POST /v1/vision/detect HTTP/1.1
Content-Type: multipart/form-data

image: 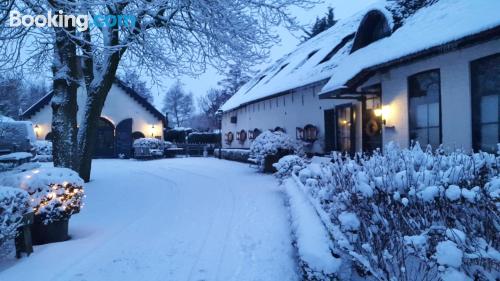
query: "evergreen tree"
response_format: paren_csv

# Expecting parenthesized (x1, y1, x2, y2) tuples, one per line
(387, 0, 440, 30)
(305, 7, 337, 40)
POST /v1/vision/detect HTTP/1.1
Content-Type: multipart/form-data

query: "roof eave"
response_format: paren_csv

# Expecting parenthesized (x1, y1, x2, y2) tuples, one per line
(343, 25, 500, 91)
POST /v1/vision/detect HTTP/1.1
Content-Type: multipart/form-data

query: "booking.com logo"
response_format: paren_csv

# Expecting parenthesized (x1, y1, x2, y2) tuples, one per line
(9, 10, 136, 31)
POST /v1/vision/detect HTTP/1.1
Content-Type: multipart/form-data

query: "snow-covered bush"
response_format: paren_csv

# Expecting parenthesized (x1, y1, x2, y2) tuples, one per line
(133, 138, 164, 149)
(0, 121, 36, 153)
(292, 142, 499, 280)
(0, 168, 84, 225)
(214, 148, 251, 163)
(32, 140, 52, 162)
(0, 186, 29, 249)
(250, 131, 303, 171)
(187, 132, 220, 144)
(273, 155, 306, 180)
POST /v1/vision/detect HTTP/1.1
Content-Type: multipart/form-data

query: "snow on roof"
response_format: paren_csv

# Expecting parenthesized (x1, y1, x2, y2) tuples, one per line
(322, 0, 500, 94)
(222, 0, 500, 111)
(0, 115, 14, 122)
(221, 2, 390, 112)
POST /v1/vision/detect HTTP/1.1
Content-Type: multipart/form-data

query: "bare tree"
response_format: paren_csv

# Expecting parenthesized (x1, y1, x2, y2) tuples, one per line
(162, 81, 193, 128)
(0, 74, 23, 118)
(0, 0, 316, 181)
(198, 65, 251, 129)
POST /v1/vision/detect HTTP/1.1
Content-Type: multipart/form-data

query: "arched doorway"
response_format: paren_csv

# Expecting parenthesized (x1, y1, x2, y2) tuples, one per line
(116, 119, 133, 158)
(94, 117, 115, 158)
(132, 131, 145, 140)
(45, 132, 53, 141)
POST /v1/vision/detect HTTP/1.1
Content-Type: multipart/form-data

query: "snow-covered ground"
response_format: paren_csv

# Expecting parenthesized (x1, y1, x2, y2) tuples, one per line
(0, 158, 298, 281)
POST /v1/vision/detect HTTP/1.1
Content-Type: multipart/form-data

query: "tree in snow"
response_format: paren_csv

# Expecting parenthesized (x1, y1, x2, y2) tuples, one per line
(198, 65, 251, 129)
(387, 0, 440, 30)
(304, 7, 337, 40)
(0, 76, 47, 119)
(0, 0, 315, 181)
(119, 70, 153, 103)
(0, 74, 23, 118)
(162, 81, 194, 128)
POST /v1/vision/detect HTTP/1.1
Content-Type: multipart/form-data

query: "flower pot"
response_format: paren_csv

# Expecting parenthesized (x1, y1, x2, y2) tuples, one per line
(31, 219, 70, 245)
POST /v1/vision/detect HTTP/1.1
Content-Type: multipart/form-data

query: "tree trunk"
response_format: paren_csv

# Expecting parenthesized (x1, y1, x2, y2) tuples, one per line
(77, 55, 122, 182)
(51, 28, 79, 170)
(77, 87, 108, 182)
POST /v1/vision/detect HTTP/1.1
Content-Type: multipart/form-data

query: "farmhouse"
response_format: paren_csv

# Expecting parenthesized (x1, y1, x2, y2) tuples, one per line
(220, 0, 500, 155)
(22, 79, 166, 158)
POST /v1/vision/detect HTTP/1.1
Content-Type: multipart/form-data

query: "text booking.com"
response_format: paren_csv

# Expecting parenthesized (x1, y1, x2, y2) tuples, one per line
(9, 10, 136, 31)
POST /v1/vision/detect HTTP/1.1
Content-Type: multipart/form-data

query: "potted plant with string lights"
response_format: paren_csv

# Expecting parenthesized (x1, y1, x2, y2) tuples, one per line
(1, 167, 84, 244)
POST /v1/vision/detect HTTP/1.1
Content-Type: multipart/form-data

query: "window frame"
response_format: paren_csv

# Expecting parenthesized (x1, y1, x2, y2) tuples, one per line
(407, 69, 443, 147)
(470, 53, 500, 152)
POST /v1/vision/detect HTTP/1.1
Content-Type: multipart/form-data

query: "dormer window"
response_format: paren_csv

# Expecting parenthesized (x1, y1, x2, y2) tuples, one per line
(266, 63, 290, 83)
(293, 50, 319, 71)
(351, 10, 391, 53)
(318, 33, 355, 64)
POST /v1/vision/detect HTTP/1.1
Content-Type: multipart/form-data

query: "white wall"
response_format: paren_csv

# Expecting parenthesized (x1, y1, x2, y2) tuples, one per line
(221, 82, 360, 154)
(223, 38, 500, 154)
(29, 84, 164, 140)
(358, 38, 500, 151)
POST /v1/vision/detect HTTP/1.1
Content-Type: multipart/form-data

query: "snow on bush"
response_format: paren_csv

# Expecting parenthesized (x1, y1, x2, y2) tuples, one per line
(290, 142, 499, 280)
(0, 186, 29, 249)
(32, 140, 52, 162)
(133, 138, 164, 149)
(249, 131, 303, 170)
(273, 155, 306, 180)
(284, 178, 341, 280)
(214, 148, 251, 163)
(0, 168, 84, 224)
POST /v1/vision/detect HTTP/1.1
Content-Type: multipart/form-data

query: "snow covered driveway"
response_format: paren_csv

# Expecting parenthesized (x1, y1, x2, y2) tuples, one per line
(0, 158, 298, 281)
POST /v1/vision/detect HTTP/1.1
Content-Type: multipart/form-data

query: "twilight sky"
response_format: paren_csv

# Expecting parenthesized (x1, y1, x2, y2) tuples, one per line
(148, 0, 379, 110)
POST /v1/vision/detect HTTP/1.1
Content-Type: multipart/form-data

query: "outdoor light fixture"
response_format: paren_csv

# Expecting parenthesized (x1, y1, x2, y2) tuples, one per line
(34, 124, 40, 138)
(375, 106, 391, 126)
(150, 124, 155, 137)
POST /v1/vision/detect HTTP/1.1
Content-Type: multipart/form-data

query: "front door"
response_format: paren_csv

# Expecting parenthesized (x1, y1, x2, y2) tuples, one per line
(323, 109, 336, 153)
(362, 95, 383, 153)
(336, 104, 356, 155)
(116, 118, 133, 158)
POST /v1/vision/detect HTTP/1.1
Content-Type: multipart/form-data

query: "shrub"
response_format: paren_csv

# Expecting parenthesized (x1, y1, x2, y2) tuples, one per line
(273, 155, 306, 180)
(32, 140, 52, 162)
(133, 138, 164, 149)
(250, 131, 303, 171)
(0, 168, 84, 225)
(214, 149, 251, 163)
(0, 186, 29, 249)
(187, 132, 220, 144)
(164, 127, 193, 143)
(293, 142, 500, 280)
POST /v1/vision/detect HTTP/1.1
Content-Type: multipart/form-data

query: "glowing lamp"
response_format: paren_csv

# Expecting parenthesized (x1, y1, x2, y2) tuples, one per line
(34, 124, 40, 138)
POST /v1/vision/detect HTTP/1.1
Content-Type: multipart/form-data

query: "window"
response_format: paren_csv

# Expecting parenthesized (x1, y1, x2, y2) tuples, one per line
(293, 50, 319, 71)
(318, 33, 355, 64)
(471, 54, 500, 152)
(408, 70, 441, 148)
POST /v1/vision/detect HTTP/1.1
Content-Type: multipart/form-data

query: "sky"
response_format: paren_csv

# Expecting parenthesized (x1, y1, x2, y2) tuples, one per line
(151, 0, 379, 111)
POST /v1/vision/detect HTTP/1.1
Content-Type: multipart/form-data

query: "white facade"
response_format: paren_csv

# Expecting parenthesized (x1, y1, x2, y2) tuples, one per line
(221, 1, 500, 154)
(26, 83, 164, 141)
(358, 38, 500, 151)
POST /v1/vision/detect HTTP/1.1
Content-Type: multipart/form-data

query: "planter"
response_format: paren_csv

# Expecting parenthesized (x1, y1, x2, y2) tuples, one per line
(263, 149, 293, 173)
(31, 219, 70, 245)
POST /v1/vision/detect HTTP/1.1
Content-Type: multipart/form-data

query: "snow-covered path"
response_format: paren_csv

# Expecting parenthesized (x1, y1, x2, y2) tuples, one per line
(0, 158, 298, 281)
